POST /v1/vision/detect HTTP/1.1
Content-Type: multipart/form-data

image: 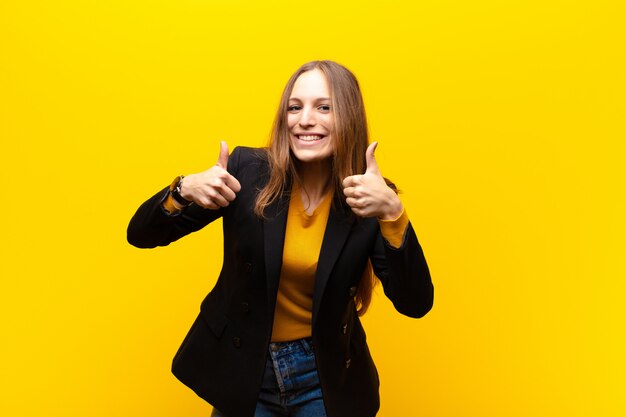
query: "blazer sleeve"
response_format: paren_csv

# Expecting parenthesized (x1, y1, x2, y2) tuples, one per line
(126, 146, 243, 249)
(370, 221, 434, 318)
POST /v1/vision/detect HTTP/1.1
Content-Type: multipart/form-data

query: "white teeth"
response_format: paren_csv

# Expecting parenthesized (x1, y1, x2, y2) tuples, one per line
(298, 135, 323, 141)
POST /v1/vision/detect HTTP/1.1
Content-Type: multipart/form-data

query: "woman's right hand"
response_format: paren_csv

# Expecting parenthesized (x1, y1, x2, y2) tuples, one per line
(179, 141, 242, 209)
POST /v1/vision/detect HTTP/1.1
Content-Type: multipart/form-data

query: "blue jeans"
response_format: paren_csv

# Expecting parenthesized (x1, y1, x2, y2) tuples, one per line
(211, 338, 327, 417)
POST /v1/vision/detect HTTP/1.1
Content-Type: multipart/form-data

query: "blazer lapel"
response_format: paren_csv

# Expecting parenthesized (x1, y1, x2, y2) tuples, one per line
(312, 200, 355, 328)
(263, 192, 289, 311)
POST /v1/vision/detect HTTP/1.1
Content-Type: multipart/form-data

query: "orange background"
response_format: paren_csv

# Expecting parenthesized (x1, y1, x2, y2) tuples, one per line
(1, 1, 625, 416)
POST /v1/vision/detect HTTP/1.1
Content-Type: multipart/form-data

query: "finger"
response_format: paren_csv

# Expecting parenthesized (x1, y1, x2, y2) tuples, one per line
(364, 142, 380, 175)
(224, 173, 242, 193)
(207, 190, 230, 208)
(342, 175, 361, 189)
(350, 207, 368, 217)
(214, 182, 237, 202)
(345, 197, 363, 208)
(217, 141, 229, 169)
(343, 186, 365, 199)
(207, 175, 237, 201)
(197, 197, 220, 210)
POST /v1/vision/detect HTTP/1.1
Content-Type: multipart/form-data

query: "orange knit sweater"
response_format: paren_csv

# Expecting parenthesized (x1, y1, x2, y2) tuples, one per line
(271, 184, 409, 342)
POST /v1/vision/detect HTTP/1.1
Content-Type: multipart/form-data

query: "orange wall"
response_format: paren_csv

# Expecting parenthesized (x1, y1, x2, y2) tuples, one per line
(1, 1, 625, 416)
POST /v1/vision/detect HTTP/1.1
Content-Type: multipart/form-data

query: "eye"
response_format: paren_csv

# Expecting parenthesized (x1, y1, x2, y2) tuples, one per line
(287, 105, 302, 112)
(318, 104, 332, 112)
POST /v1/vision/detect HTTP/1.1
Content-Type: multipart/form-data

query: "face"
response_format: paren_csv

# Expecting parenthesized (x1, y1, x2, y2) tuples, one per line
(287, 69, 335, 163)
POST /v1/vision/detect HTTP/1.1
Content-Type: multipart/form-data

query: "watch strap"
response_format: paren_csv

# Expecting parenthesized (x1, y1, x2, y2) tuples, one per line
(170, 175, 193, 207)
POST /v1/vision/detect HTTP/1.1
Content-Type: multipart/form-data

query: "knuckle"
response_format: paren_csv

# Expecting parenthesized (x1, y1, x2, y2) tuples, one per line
(210, 178, 224, 188)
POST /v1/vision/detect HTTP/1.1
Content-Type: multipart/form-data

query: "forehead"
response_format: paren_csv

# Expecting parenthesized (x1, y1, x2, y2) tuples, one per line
(289, 69, 330, 99)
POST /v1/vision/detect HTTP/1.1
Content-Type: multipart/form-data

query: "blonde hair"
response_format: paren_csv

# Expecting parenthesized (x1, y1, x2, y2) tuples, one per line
(255, 60, 378, 315)
(254, 60, 369, 217)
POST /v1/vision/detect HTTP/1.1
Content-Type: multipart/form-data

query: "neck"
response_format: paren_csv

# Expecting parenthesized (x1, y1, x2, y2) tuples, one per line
(296, 158, 333, 208)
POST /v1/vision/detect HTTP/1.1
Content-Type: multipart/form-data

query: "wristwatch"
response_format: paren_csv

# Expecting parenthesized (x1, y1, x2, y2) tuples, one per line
(169, 175, 193, 207)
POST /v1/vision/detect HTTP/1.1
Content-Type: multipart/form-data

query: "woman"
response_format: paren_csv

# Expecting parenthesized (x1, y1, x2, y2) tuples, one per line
(127, 60, 434, 417)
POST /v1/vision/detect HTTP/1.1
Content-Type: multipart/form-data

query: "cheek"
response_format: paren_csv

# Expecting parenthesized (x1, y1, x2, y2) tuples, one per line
(323, 115, 335, 130)
(287, 114, 298, 130)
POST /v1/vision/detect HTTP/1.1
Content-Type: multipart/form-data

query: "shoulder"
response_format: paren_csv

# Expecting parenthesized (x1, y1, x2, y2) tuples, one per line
(228, 146, 270, 184)
(230, 146, 268, 166)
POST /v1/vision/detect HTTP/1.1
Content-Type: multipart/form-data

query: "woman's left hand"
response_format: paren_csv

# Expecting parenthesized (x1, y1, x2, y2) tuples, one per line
(342, 142, 403, 220)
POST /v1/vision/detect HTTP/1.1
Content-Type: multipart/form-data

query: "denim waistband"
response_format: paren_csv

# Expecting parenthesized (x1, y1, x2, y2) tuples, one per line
(268, 337, 314, 357)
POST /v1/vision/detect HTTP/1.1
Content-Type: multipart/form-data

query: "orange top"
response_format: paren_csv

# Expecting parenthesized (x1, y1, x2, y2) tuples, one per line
(270, 183, 409, 342)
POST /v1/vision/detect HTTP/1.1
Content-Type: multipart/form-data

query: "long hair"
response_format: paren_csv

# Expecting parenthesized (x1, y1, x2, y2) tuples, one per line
(255, 60, 377, 315)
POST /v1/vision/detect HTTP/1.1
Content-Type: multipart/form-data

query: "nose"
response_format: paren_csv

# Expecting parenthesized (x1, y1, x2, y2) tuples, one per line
(298, 107, 316, 128)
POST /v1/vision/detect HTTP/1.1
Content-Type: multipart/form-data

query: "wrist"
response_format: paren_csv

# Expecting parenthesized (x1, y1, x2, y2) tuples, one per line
(378, 197, 403, 221)
(378, 208, 409, 248)
(170, 175, 193, 207)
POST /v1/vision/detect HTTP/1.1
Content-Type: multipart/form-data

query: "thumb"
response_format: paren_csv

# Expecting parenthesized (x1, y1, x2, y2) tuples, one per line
(365, 142, 380, 174)
(216, 141, 229, 168)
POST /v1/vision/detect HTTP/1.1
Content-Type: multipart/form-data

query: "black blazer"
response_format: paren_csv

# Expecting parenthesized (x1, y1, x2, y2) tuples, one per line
(127, 146, 434, 417)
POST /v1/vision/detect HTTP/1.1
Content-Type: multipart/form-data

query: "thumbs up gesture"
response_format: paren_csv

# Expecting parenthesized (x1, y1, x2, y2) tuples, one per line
(178, 141, 242, 210)
(342, 142, 403, 220)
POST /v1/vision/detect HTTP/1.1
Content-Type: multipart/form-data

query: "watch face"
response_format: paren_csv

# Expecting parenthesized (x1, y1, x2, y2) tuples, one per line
(170, 175, 184, 192)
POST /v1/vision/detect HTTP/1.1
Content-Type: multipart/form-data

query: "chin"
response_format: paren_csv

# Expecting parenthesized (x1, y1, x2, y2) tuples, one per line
(291, 147, 333, 163)
(290, 137, 333, 163)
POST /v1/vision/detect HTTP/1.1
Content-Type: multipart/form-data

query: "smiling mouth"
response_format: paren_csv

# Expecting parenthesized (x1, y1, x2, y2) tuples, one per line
(296, 134, 325, 142)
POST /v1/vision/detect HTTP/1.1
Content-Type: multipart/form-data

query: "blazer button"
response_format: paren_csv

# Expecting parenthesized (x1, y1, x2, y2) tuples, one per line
(348, 286, 357, 297)
(345, 358, 351, 368)
(241, 302, 250, 313)
(244, 262, 253, 273)
(233, 337, 242, 348)
(341, 323, 348, 334)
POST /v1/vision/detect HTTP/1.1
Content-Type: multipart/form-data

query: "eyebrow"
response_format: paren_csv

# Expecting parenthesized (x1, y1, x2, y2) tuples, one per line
(288, 97, 331, 102)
